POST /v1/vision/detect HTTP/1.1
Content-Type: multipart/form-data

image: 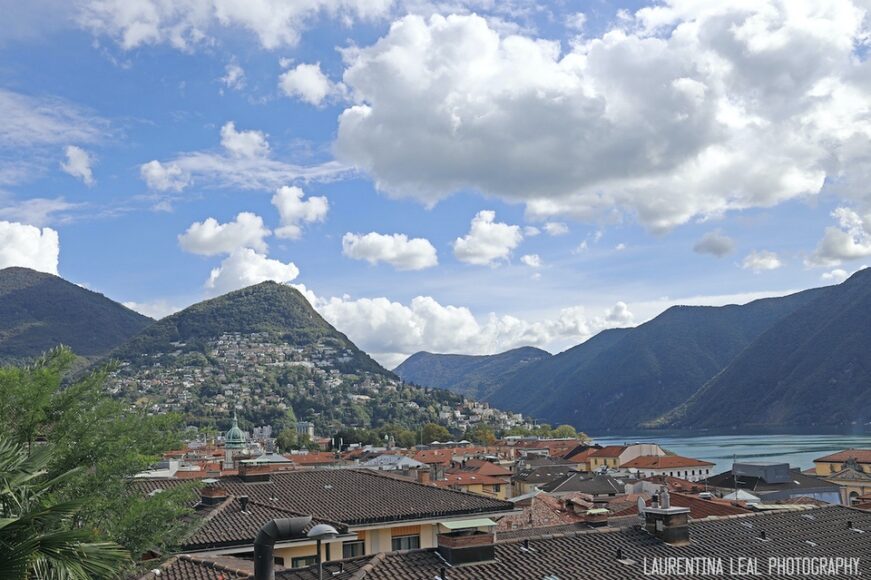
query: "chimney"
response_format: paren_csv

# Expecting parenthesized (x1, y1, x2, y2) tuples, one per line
(200, 485, 229, 506)
(643, 489, 690, 545)
(416, 468, 432, 485)
(240, 462, 272, 483)
(437, 528, 495, 565)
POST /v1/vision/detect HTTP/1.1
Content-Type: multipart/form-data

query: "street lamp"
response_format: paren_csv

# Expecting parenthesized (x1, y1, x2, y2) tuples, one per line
(307, 523, 339, 580)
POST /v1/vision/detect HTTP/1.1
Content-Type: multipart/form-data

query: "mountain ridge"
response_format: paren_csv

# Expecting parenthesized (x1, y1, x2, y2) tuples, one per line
(394, 346, 551, 399)
(0, 267, 153, 364)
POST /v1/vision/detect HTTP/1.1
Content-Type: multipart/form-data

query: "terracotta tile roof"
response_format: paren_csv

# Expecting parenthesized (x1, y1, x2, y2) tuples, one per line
(140, 469, 514, 528)
(455, 458, 513, 477)
(589, 445, 627, 458)
(615, 492, 751, 519)
(814, 449, 871, 464)
(432, 473, 508, 487)
(621, 455, 714, 469)
(286, 452, 342, 466)
(411, 447, 488, 466)
(563, 446, 599, 463)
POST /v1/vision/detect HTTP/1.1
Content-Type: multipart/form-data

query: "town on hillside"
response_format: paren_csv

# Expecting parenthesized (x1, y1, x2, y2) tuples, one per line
(132, 417, 871, 578)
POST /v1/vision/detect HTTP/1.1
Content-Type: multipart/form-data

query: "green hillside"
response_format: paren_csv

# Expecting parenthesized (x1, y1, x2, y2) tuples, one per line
(487, 286, 827, 431)
(394, 346, 551, 398)
(0, 267, 152, 363)
(112, 281, 386, 376)
(657, 268, 871, 429)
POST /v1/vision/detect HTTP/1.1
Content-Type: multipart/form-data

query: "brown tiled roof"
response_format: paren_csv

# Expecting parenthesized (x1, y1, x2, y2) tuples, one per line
(813, 449, 871, 464)
(775, 496, 830, 507)
(354, 506, 871, 579)
(140, 469, 513, 528)
(589, 445, 626, 458)
(184, 496, 348, 551)
(143, 506, 871, 580)
(139, 554, 372, 580)
(614, 492, 751, 519)
(621, 455, 713, 469)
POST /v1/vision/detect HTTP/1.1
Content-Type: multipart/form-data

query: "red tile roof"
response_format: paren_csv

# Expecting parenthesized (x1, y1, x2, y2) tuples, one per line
(621, 455, 713, 469)
(589, 445, 627, 458)
(641, 475, 705, 493)
(814, 449, 871, 464)
(614, 492, 751, 519)
(433, 473, 508, 487)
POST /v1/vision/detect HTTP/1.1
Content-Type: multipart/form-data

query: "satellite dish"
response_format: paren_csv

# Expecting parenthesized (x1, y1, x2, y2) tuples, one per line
(637, 496, 646, 516)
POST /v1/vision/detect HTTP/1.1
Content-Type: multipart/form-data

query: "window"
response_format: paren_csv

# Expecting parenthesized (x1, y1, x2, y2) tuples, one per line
(391, 535, 420, 551)
(291, 556, 318, 569)
(343, 540, 365, 558)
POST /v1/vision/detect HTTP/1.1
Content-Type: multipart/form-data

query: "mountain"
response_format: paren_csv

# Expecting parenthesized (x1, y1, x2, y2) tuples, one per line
(394, 346, 551, 398)
(0, 267, 152, 363)
(111, 281, 387, 376)
(486, 285, 829, 431)
(657, 268, 871, 429)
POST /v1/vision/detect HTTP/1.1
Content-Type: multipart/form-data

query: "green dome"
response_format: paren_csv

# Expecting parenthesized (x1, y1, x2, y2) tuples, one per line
(225, 412, 246, 449)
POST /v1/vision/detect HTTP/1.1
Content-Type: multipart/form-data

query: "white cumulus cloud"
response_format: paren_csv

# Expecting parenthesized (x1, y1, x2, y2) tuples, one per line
(123, 299, 182, 320)
(0, 221, 60, 274)
(178, 212, 270, 256)
(453, 210, 522, 265)
(76, 0, 395, 51)
(140, 160, 189, 191)
(543, 222, 568, 236)
(335, 6, 871, 232)
(221, 59, 246, 90)
(279, 62, 339, 106)
(808, 208, 871, 267)
(318, 294, 635, 368)
(520, 254, 540, 268)
(60, 145, 95, 185)
(206, 247, 299, 295)
(342, 232, 438, 270)
(742, 250, 782, 272)
(271, 185, 329, 239)
(220, 121, 269, 158)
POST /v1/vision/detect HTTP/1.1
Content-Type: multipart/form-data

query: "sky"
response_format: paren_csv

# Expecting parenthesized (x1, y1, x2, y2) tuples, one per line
(1, 0, 870, 367)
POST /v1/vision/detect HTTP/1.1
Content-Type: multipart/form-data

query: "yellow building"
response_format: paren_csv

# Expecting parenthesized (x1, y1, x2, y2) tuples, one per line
(813, 449, 871, 505)
(813, 449, 871, 475)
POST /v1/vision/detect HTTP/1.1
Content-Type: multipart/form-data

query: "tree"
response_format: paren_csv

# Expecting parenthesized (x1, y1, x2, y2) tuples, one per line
(467, 424, 496, 446)
(275, 428, 298, 451)
(0, 348, 199, 565)
(0, 436, 130, 579)
(551, 424, 578, 439)
(420, 423, 451, 445)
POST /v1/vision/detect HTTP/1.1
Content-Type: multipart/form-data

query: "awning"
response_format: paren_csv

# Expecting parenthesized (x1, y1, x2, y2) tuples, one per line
(440, 518, 497, 530)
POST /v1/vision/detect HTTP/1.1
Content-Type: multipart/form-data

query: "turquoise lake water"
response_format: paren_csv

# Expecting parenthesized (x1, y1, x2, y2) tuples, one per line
(591, 433, 871, 475)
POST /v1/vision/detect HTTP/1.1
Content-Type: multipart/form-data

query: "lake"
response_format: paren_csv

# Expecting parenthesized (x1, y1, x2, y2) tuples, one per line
(591, 433, 871, 475)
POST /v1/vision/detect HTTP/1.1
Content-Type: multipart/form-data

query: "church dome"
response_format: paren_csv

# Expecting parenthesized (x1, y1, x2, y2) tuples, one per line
(225, 412, 246, 449)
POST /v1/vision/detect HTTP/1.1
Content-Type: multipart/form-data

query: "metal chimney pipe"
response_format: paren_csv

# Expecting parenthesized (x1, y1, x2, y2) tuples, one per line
(254, 517, 313, 580)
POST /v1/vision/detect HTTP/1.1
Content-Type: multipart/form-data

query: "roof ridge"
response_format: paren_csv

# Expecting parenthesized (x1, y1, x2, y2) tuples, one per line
(180, 554, 254, 578)
(349, 468, 515, 508)
(348, 551, 388, 579)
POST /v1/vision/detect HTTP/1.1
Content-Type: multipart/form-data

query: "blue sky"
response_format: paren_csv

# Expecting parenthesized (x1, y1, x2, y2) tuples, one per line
(1, 0, 870, 366)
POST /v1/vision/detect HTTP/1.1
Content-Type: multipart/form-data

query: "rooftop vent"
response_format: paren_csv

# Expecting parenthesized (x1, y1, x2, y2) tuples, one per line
(239, 495, 250, 512)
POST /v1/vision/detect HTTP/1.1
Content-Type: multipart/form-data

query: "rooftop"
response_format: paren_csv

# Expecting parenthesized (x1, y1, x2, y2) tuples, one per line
(621, 455, 714, 469)
(146, 506, 871, 579)
(814, 449, 871, 464)
(138, 469, 514, 529)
